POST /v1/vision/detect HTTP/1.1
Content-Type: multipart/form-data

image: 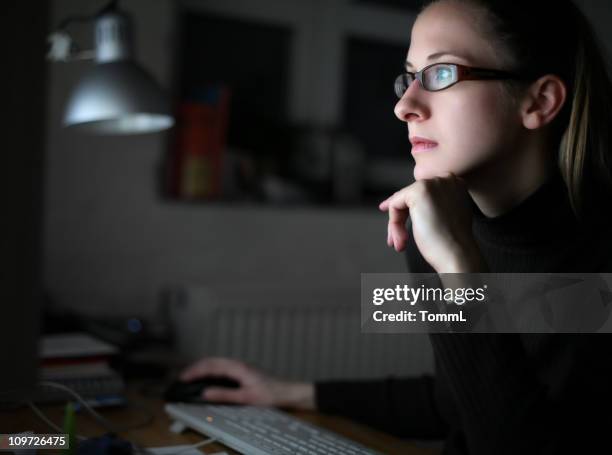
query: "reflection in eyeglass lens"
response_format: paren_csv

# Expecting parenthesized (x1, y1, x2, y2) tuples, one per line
(424, 64, 457, 91)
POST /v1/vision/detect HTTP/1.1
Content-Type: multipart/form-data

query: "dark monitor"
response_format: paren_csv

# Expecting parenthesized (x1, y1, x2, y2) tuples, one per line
(0, 0, 47, 402)
(0, 295, 40, 402)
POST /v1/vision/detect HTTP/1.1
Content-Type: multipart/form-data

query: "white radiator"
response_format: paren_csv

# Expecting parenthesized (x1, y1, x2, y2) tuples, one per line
(166, 284, 433, 381)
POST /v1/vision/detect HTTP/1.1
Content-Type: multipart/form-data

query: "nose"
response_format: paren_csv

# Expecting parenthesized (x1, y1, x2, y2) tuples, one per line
(394, 78, 430, 123)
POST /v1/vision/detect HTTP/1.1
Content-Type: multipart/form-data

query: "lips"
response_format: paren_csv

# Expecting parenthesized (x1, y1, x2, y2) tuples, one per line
(410, 136, 438, 153)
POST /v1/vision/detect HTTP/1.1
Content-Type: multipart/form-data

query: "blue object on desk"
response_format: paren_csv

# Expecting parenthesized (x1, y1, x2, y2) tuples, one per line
(72, 395, 127, 410)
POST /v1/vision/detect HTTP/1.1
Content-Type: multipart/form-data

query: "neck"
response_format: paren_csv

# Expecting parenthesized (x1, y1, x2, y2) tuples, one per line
(465, 142, 555, 218)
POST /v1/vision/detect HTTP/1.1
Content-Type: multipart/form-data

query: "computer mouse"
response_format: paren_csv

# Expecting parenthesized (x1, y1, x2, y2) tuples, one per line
(164, 376, 241, 403)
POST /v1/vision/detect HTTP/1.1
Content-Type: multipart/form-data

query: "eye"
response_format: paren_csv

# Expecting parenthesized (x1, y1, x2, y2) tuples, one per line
(435, 66, 453, 81)
(424, 64, 457, 90)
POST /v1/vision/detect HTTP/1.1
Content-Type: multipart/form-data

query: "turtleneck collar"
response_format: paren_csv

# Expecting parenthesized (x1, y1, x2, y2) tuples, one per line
(470, 170, 579, 247)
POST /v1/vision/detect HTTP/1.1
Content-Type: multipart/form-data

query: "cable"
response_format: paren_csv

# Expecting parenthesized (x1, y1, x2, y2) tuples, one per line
(27, 381, 217, 455)
(27, 381, 154, 439)
(36, 382, 122, 433)
(173, 438, 218, 454)
(26, 401, 88, 441)
(58, 15, 95, 31)
(57, 0, 120, 30)
(97, 0, 120, 16)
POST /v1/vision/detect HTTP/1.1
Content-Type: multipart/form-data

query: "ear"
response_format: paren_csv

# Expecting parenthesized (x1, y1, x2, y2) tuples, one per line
(521, 75, 567, 130)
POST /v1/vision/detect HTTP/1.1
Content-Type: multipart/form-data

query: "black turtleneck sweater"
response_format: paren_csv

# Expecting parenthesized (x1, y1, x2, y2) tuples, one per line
(315, 171, 612, 454)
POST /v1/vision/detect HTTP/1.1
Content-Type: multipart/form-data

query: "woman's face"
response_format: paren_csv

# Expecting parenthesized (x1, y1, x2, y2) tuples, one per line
(396, 0, 523, 181)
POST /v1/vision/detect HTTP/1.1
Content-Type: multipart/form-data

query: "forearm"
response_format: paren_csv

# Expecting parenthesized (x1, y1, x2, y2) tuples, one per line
(314, 376, 448, 439)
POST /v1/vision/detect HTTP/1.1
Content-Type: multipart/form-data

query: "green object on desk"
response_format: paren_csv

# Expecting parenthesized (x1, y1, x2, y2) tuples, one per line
(63, 402, 76, 455)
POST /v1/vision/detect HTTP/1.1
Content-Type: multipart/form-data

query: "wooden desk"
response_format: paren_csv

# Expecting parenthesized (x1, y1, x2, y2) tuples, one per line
(1, 386, 440, 455)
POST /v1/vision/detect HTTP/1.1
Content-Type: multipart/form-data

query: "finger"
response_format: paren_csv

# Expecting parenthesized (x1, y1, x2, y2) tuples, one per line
(381, 185, 416, 251)
(386, 198, 411, 252)
(390, 218, 409, 252)
(387, 223, 393, 247)
(181, 357, 250, 382)
(385, 186, 414, 212)
(180, 360, 209, 381)
(381, 184, 414, 210)
(181, 358, 248, 381)
(203, 387, 249, 404)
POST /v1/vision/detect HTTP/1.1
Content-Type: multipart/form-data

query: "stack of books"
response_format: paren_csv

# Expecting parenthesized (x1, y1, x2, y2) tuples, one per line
(37, 332, 125, 407)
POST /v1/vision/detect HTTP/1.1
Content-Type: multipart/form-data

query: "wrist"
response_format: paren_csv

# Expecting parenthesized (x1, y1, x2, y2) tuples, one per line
(442, 242, 489, 273)
(274, 381, 315, 411)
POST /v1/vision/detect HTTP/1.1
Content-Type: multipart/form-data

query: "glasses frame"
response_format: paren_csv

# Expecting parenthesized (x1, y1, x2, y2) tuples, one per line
(395, 62, 523, 96)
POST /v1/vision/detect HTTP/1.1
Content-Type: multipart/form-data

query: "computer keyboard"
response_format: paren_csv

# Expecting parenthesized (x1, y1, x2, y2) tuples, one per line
(165, 403, 381, 455)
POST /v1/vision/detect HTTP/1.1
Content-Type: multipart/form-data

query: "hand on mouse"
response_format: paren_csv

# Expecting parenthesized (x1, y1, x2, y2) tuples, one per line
(379, 173, 488, 273)
(180, 357, 315, 411)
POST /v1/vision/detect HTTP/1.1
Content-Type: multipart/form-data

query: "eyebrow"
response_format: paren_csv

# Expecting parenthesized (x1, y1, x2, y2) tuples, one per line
(405, 51, 471, 70)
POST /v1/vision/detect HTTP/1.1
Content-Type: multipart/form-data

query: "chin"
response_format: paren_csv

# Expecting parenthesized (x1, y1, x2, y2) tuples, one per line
(413, 164, 451, 181)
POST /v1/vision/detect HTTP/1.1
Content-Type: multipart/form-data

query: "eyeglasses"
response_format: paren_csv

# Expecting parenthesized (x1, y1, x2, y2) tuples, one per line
(394, 62, 522, 97)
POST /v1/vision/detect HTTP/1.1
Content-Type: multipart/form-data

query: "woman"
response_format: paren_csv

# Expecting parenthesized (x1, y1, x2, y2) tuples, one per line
(181, 0, 612, 452)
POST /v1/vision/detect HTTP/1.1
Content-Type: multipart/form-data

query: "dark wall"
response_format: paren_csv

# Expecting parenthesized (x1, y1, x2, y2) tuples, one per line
(344, 36, 409, 159)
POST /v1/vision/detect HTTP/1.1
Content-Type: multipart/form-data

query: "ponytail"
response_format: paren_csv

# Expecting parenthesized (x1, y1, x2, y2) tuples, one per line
(559, 13, 612, 227)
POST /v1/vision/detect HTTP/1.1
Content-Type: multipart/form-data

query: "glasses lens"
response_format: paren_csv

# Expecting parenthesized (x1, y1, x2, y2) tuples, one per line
(423, 64, 458, 91)
(394, 74, 413, 98)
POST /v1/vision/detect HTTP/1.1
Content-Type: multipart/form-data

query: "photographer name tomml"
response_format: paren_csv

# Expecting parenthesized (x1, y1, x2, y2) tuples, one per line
(373, 310, 467, 323)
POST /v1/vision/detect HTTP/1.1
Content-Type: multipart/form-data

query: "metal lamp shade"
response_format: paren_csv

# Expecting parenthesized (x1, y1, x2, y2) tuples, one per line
(63, 60, 174, 135)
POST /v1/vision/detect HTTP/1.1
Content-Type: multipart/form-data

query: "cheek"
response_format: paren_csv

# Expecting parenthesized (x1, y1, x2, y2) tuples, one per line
(415, 87, 516, 179)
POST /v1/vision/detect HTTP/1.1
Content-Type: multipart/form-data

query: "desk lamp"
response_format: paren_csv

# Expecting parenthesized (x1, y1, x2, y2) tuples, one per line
(47, 0, 174, 134)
